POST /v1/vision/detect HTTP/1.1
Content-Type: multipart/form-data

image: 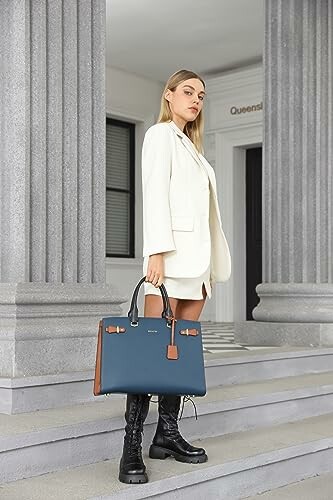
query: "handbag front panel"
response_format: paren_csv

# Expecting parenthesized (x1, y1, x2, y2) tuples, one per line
(100, 316, 206, 396)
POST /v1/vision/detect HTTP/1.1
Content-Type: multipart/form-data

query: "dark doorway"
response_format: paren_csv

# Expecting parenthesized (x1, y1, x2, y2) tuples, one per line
(246, 147, 262, 320)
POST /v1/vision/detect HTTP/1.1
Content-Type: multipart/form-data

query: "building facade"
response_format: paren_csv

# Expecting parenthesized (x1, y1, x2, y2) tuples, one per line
(0, 0, 332, 418)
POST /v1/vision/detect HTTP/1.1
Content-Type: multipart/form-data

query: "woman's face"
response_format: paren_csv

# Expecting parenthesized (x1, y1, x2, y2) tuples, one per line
(165, 78, 205, 128)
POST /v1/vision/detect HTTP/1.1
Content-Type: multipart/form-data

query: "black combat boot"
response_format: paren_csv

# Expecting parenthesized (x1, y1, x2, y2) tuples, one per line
(149, 395, 208, 463)
(118, 394, 150, 484)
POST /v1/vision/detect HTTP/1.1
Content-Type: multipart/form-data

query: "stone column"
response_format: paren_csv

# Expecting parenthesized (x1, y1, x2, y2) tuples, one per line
(0, 0, 125, 413)
(235, 0, 333, 346)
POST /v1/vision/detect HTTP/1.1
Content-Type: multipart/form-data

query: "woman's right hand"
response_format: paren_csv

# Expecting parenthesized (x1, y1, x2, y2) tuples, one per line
(146, 253, 164, 287)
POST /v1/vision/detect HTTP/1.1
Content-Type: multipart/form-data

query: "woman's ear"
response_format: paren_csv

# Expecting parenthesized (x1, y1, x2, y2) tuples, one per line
(165, 89, 172, 103)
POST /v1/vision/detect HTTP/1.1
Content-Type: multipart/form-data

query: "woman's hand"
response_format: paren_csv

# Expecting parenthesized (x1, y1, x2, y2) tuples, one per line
(146, 253, 164, 287)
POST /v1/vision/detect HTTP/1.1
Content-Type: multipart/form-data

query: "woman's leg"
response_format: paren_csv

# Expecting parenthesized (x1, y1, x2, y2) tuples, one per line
(149, 285, 208, 464)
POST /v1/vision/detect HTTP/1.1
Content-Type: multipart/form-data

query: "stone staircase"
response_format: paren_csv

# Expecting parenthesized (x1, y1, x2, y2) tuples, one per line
(1, 346, 333, 499)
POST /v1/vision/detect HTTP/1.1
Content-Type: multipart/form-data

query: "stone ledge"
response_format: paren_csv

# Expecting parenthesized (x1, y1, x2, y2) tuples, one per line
(0, 282, 127, 306)
(235, 321, 333, 346)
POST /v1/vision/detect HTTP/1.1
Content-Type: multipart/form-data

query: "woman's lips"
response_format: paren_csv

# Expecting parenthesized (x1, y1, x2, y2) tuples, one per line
(189, 107, 198, 113)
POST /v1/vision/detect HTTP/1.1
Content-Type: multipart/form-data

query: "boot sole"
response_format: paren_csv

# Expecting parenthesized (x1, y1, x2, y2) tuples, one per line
(118, 471, 148, 484)
(149, 444, 208, 464)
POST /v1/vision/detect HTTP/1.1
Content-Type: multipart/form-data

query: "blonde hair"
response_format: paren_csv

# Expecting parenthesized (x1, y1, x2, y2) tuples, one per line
(157, 69, 205, 153)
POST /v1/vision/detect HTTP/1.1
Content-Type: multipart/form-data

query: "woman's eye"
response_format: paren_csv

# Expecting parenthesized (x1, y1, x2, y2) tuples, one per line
(184, 91, 192, 95)
(199, 95, 204, 101)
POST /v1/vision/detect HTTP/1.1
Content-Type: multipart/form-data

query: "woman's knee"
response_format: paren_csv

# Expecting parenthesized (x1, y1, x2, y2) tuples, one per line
(175, 298, 206, 321)
(144, 294, 178, 318)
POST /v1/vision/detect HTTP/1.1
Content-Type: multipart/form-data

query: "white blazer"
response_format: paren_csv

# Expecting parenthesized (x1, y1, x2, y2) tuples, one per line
(142, 121, 231, 283)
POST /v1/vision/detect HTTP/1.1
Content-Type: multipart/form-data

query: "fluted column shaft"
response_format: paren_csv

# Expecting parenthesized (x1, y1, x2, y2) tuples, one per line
(262, 0, 333, 285)
(0, 0, 105, 284)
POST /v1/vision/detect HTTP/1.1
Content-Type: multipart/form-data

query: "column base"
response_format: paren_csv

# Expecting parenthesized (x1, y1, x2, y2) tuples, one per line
(235, 321, 333, 347)
(0, 282, 127, 413)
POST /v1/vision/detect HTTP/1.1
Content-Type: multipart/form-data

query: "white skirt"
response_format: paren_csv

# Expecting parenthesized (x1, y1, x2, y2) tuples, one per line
(143, 264, 212, 300)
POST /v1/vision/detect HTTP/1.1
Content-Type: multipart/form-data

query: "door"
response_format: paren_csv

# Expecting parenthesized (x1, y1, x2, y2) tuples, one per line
(246, 147, 262, 320)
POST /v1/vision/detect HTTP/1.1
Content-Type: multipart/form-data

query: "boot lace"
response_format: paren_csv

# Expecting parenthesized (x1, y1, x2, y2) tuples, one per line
(179, 396, 198, 421)
(127, 429, 143, 459)
(125, 398, 146, 459)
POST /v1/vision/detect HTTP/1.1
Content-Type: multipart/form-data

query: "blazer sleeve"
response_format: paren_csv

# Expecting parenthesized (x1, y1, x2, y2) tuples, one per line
(142, 125, 176, 257)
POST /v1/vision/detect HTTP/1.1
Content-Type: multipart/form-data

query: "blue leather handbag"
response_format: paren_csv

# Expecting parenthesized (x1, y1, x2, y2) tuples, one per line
(93, 277, 206, 397)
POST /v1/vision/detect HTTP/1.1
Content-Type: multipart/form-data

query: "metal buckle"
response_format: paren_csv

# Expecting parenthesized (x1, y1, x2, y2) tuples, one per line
(166, 315, 175, 328)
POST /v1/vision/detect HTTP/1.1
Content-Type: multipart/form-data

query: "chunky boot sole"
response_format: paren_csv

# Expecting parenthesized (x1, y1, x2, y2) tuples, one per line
(118, 471, 148, 484)
(149, 444, 208, 464)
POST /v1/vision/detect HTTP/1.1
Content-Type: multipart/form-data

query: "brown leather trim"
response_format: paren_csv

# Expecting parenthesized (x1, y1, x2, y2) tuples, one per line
(166, 317, 179, 359)
(105, 325, 126, 334)
(93, 321, 102, 396)
(179, 328, 199, 336)
(167, 344, 179, 360)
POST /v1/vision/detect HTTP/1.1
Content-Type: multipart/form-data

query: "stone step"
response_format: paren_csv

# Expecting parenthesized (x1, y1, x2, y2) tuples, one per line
(1, 371, 333, 484)
(2, 346, 333, 414)
(1, 413, 333, 499)
(246, 470, 333, 499)
(204, 346, 333, 387)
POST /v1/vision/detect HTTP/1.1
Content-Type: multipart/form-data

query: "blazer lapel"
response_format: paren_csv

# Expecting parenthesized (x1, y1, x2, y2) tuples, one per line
(168, 121, 214, 186)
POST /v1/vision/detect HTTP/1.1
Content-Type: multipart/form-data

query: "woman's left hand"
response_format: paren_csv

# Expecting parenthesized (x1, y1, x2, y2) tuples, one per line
(146, 253, 165, 287)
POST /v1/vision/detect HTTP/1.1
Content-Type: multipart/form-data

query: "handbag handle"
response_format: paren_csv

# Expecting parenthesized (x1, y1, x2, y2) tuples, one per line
(127, 276, 174, 324)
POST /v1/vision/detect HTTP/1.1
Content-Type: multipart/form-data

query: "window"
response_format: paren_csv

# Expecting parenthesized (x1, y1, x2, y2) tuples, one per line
(106, 117, 135, 257)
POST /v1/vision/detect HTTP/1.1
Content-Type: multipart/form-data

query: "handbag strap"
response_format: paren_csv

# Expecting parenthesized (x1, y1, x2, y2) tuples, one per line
(127, 276, 174, 324)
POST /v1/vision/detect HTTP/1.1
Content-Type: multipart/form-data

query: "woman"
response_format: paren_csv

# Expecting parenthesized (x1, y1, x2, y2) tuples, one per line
(119, 69, 231, 484)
